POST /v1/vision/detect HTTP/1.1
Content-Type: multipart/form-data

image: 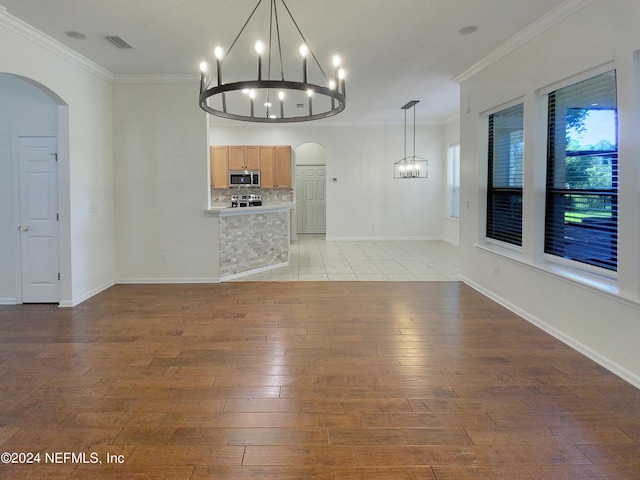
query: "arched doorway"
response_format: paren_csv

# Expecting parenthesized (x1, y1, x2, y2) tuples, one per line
(295, 143, 327, 234)
(0, 73, 69, 304)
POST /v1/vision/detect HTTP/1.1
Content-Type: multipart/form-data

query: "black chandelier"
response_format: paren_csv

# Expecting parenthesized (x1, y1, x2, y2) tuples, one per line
(199, 0, 346, 123)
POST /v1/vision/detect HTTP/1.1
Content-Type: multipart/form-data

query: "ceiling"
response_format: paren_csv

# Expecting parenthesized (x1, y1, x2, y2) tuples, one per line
(1, 0, 570, 125)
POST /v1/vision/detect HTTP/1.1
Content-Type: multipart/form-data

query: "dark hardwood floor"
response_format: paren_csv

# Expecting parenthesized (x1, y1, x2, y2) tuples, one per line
(1, 282, 639, 479)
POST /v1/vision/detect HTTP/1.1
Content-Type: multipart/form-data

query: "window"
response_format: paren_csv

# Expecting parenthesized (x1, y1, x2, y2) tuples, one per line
(545, 70, 618, 271)
(447, 143, 460, 219)
(487, 104, 524, 245)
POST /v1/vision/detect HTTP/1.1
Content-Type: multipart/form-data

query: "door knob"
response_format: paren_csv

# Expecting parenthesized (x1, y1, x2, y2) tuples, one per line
(19, 225, 30, 231)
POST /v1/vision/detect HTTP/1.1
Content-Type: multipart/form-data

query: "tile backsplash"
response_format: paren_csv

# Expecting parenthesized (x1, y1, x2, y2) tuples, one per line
(211, 187, 293, 205)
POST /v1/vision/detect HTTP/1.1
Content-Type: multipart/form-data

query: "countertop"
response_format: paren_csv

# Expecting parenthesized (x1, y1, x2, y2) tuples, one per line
(205, 203, 294, 217)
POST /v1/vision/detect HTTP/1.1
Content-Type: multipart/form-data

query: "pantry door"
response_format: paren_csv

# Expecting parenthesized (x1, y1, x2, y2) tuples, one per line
(18, 136, 60, 303)
(296, 165, 326, 234)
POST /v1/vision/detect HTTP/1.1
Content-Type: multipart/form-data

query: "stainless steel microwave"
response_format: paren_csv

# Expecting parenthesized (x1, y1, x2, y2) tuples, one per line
(229, 170, 260, 187)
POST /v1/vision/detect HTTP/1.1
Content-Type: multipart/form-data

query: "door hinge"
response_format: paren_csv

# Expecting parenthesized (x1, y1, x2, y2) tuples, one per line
(52, 153, 58, 162)
(57, 213, 59, 221)
(57, 272, 61, 281)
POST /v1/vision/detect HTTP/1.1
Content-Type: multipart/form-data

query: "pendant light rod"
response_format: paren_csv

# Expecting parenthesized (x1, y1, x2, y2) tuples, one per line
(401, 100, 419, 160)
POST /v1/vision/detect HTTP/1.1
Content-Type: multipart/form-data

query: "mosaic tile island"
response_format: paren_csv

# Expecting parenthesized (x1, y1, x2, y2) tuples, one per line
(206, 203, 293, 280)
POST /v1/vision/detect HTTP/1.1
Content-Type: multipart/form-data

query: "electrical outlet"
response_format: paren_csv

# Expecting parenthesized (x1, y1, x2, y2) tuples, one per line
(161, 253, 167, 263)
(494, 265, 499, 276)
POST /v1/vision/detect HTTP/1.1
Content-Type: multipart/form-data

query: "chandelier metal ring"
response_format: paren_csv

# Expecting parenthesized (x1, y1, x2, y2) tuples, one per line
(199, 80, 346, 123)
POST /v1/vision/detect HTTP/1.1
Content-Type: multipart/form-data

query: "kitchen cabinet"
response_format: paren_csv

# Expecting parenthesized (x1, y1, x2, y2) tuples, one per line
(260, 145, 291, 188)
(229, 146, 260, 170)
(259, 146, 275, 188)
(275, 146, 292, 188)
(210, 146, 229, 189)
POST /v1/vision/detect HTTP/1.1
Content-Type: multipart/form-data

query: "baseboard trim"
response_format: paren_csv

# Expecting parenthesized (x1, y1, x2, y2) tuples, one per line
(221, 261, 289, 282)
(461, 275, 640, 390)
(325, 236, 442, 242)
(116, 277, 220, 285)
(59, 280, 116, 308)
(0, 297, 17, 305)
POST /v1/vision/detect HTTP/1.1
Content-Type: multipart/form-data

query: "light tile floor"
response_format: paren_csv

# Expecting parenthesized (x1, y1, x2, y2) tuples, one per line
(230, 234, 460, 282)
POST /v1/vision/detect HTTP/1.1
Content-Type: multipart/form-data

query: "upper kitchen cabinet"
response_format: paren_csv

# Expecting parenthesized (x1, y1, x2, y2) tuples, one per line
(275, 146, 291, 188)
(229, 146, 260, 170)
(260, 146, 291, 188)
(259, 146, 275, 188)
(210, 146, 229, 189)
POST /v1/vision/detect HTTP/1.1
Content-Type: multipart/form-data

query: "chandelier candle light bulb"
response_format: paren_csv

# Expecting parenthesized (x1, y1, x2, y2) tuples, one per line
(249, 89, 256, 117)
(300, 44, 309, 83)
(279, 90, 285, 117)
(214, 45, 224, 86)
(255, 40, 264, 81)
(307, 89, 314, 115)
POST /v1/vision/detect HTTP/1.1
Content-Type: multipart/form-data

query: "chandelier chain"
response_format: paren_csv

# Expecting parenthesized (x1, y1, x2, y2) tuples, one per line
(206, 0, 264, 90)
(279, 0, 329, 82)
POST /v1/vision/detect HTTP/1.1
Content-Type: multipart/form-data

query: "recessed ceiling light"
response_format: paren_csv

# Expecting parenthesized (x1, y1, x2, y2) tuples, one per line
(65, 31, 87, 40)
(458, 26, 479, 35)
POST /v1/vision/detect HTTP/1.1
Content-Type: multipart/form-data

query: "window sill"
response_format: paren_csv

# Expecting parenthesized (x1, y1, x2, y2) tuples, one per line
(475, 238, 523, 262)
(474, 240, 635, 304)
(538, 255, 618, 295)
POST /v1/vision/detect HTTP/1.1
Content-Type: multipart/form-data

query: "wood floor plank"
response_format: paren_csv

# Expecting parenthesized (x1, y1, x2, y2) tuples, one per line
(125, 445, 245, 466)
(1, 282, 639, 479)
(192, 465, 437, 480)
(328, 427, 472, 446)
(355, 444, 592, 466)
(243, 445, 358, 466)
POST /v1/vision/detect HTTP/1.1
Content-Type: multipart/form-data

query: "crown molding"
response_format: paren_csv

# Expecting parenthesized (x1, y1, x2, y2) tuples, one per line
(0, 6, 113, 81)
(113, 74, 199, 84)
(454, 0, 593, 84)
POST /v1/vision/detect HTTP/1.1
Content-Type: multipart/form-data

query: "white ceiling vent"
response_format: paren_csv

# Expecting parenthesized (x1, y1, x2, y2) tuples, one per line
(106, 36, 133, 49)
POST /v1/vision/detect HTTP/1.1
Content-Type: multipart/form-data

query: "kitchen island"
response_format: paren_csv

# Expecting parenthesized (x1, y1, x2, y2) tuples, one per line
(206, 204, 293, 281)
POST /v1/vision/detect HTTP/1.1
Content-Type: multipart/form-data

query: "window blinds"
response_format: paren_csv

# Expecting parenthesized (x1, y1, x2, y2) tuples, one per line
(487, 103, 524, 245)
(545, 70, 618, 271)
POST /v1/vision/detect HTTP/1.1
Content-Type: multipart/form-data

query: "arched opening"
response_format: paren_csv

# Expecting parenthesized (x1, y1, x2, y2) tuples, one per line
(0, 73, 70, 304)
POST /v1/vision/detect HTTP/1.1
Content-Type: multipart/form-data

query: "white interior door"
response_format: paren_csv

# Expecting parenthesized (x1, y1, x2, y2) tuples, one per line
(296, 165, 326, 234)
(18, 137, 59, 303)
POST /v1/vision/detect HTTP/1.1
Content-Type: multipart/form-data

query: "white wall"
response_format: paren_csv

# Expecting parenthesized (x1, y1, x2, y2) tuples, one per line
(459, 0, 640, 386)
(209, 123, 445, 240)
(0, 10, 115, 306)
(113, 79, 217, 282)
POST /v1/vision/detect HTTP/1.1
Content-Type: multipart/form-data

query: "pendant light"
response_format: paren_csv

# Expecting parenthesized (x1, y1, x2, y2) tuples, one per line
(394, 100, 428, 179)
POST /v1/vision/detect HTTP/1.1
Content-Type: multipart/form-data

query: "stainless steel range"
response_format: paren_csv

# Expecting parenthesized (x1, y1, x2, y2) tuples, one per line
(231, 194, 262, 207)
